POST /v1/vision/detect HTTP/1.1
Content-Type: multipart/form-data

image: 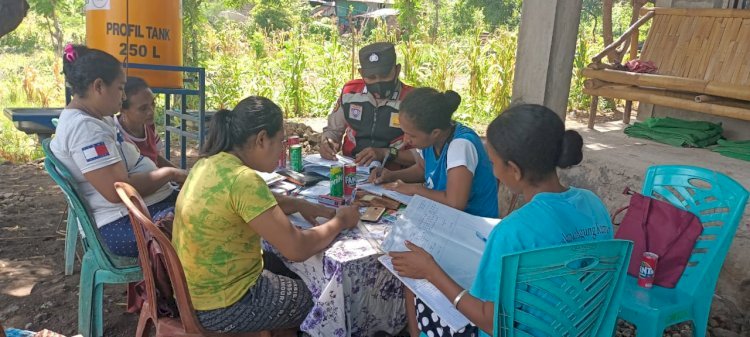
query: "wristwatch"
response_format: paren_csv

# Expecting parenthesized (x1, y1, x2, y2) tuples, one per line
(388, 146, 398, 160)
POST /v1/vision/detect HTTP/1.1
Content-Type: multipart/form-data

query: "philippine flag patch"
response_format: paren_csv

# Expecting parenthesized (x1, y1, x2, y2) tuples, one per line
(82, 142, 110, 162)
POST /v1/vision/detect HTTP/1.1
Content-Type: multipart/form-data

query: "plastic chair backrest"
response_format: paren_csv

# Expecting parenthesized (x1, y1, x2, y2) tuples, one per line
(114, 182, 207, 334)
(494, 240, 633, 337)
(42, 139, 136, 269)
(641, 165, 749, 295)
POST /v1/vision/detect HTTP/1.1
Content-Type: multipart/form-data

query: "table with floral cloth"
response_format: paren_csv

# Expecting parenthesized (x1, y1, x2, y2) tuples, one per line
(262, 212, 406, 337)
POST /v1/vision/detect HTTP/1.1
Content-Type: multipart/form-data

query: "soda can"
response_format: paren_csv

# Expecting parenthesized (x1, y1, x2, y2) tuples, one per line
(638, 251, 659, 288)
(290, 144, 303, 172)
(278, 144, 287, 169)
(344, 164, 357, 197)
(330, 165, 343, 197)
(288, 135, 300, 146)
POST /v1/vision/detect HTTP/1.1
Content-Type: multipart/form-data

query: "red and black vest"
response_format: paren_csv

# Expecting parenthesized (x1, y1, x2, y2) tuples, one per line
(339, 79, 414, 156)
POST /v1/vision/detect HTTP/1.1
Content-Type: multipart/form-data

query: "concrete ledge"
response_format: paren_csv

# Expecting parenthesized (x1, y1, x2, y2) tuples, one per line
(562, 120, 750, 309)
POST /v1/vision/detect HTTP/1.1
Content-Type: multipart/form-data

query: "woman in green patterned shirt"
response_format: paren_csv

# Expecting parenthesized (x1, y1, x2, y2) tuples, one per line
(172, 96, 360, 335)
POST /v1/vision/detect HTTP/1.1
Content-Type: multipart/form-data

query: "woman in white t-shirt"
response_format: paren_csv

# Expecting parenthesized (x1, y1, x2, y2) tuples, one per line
(51, 44, 187, 257)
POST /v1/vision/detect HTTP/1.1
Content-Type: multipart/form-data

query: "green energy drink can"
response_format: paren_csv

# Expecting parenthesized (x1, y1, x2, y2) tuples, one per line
(330, 165, 343, 197)
(290, 144, 303, 172)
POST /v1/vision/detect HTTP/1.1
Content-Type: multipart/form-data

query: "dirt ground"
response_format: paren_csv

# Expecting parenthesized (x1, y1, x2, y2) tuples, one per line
(0, 161, 138, 336)
(1, 116, 747, 337)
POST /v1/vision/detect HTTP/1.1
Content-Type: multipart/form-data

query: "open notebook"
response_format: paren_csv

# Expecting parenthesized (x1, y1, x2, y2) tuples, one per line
(380, 195, 500, 330)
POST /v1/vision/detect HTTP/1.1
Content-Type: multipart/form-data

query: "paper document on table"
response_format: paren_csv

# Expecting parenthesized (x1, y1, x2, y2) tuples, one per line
(288, 212, 329, 229)
(380, 255, 470, 330)
(358, 183, 413, 205)
(303, 154, 379, 176)
(257, 171, 285, 185)
(298, 181, 330, 198)
(379, 195, 500, 330)
(357, 221, 384, 253)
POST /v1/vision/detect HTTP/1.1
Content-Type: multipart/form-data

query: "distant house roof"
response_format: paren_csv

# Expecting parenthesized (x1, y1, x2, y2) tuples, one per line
(310, 0, 395, 6)
(353, 8, 398, 18)
(341, 0, 395, 4)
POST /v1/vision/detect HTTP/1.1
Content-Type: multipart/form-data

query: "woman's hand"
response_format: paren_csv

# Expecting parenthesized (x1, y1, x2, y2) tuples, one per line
(334, 205, 361, 229)
(384, 179, 419, 196)
(389, 241, 440, 280)
(368, 167, 396, 185)
(298, 200, 336, 225)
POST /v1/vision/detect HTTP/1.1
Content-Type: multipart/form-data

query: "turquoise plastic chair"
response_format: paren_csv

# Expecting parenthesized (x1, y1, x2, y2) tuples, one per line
(618, 165, 749, 337)
(42, 139, 143, 337)
(48, 118, 78, 275)
(492, 240, 633, 337)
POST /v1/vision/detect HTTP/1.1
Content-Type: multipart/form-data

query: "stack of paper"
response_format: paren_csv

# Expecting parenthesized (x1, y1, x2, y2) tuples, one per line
(380, 195, 500, 331)
(303, 154, 379, 177)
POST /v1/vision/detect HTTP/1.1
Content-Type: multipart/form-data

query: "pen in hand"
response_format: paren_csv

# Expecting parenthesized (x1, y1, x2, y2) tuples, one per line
(375, 150, 391, 182)
(323, 138, 338, 160)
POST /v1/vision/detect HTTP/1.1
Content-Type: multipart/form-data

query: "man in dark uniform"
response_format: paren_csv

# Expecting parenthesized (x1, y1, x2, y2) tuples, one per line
(319, 42, 415, 167)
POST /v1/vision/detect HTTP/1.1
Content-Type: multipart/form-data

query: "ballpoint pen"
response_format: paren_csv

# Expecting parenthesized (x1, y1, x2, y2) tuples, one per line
(376, 150, 391, 179)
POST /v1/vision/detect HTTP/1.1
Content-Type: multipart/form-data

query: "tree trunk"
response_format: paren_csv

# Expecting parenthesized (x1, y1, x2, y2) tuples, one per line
(430, 0, 439, 42)
(602, 0, 615, 63)
(0, 0, 29, 38)
(50, 6, 64, 55)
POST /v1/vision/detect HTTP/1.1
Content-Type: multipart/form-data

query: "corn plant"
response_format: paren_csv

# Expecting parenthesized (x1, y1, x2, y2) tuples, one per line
(569, 33, 593, 111)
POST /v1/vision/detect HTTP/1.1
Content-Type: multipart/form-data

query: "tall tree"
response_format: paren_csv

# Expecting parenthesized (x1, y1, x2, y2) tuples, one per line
(395, 0, 420, 40)
(0, 0, 29, 38)
(27, 0, 71, 55)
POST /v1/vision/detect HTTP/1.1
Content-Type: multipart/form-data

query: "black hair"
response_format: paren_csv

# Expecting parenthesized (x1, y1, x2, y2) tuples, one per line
(122, 77, 150, 110)
(487, 104, 583, 183)
(201, 96, 284, 157)
(400, 87, 461, 133)
(62, 45, 122, 97)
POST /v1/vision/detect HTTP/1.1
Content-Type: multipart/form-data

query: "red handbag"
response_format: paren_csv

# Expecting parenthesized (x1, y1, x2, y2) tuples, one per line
(613, 187, 703, 288)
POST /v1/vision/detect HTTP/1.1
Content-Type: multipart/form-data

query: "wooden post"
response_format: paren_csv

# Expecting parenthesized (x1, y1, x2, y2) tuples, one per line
(592, 10, 655, 64)
(588, 95, 600, 129)
(623, 0, 645, 125)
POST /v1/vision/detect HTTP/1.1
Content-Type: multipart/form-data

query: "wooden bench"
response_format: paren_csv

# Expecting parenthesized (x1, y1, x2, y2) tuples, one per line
(584, 8, 750, 128)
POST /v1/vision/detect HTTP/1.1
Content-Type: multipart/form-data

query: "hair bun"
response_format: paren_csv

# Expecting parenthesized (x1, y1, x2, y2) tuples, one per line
(557, 130, 583, 168)
(443, 90, 462, 114)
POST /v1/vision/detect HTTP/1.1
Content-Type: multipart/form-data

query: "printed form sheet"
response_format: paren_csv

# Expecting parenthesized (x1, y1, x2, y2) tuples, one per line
(379, 195, 499, 330)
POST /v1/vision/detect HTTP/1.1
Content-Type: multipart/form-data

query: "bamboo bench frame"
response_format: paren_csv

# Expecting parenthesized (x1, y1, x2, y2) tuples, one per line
(584, 7, 750, 128)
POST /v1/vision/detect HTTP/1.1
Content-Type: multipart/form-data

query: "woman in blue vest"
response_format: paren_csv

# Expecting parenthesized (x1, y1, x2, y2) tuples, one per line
(369, 87, 499, 218)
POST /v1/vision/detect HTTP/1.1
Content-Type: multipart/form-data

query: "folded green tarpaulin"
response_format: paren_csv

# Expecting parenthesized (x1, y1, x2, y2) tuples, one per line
(624, 117, 723, 148)
(711, 139, 750, 162)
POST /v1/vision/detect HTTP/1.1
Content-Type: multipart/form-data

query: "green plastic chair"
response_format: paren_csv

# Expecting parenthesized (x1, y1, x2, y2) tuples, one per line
(48, 118, 78, 276)
(617, 165, 749, 337)
(42, 139, 143, 337)
(493, 240, 633, 337)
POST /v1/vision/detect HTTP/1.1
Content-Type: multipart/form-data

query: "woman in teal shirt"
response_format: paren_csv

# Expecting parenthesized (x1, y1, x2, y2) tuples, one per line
(390, 104, 614, 337)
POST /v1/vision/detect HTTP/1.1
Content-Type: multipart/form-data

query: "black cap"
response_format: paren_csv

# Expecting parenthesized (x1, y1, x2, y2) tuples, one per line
(359, 42, 397, 77)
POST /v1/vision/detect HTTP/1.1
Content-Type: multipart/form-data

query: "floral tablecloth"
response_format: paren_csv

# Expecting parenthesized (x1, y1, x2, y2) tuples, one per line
(263, 214, 406, 337)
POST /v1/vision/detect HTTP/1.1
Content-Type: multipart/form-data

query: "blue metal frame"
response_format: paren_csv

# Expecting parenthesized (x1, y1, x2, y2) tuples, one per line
(66, 63, 207, 169)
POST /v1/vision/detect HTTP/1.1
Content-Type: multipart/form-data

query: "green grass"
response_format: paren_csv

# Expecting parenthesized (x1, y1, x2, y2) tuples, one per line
(0, 113, 45, 163)
(0, 52, 61, 163)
